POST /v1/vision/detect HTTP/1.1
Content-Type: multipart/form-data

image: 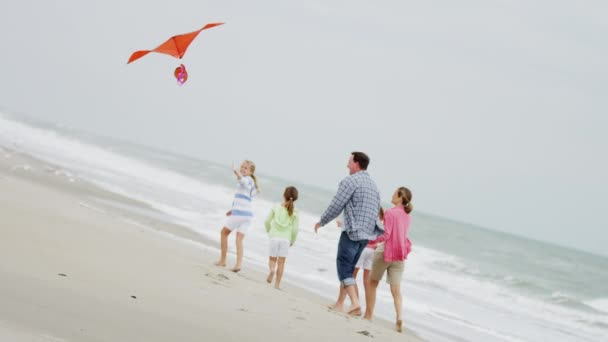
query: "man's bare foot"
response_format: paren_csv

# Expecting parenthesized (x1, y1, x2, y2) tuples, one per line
(347, 306, 362, 316)
(396, 319, 403, 333)
(274, 285, 281, 290)
(214, 261, 226, 267)
(327, 303, 345, 312)
(266, 271, 275, 283)
(231, 267, 241, 273)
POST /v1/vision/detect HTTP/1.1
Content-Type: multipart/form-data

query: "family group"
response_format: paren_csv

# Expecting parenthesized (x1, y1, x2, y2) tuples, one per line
(213, 152, 413, 332)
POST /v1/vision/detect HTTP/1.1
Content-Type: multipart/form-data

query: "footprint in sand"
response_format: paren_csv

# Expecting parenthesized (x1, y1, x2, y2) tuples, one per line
(210, 280, 230, 287)
(205, 273, 231, 287)
(357, 330, 374, 338)
(292, 308, 309, 314)
(205, 272, 230, 281)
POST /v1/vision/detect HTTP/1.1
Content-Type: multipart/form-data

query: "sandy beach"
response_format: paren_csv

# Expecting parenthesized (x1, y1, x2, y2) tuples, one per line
(0, 150, 423, 342)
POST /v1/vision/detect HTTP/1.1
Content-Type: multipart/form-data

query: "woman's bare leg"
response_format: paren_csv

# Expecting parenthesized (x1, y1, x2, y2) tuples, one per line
(363, 279, 379, 320)
(390, 283, 403, 332)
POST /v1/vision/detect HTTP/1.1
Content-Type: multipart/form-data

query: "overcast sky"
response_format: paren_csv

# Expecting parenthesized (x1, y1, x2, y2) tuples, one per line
(1, 0, 607, 256)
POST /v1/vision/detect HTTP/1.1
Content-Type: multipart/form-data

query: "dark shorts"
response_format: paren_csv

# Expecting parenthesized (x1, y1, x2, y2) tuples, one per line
(336, 231, 368, 287)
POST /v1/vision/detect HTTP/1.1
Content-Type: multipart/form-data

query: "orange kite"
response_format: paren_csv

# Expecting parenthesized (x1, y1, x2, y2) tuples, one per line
(127, 22, 224, 64)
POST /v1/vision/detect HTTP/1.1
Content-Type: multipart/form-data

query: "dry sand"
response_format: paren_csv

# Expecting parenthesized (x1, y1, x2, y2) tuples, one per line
(0, 150, 424, 342)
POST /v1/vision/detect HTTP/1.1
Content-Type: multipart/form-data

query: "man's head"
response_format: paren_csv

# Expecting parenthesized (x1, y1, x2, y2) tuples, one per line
(348, 151, 370, 174)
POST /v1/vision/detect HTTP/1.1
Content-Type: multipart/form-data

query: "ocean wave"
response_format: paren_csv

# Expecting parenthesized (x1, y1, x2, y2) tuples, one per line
(547, 293, 608, 316)
(501, 275, 552, 295)
(548, 291, 590, 310)
(429, 309, 527, 342)
(429, 257, 553, 297)
(549, 291, 579, 304)
(585, 298, 608, 314)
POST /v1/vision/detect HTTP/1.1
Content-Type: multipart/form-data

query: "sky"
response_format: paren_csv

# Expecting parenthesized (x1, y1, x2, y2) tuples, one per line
(1, 0, 607, 256)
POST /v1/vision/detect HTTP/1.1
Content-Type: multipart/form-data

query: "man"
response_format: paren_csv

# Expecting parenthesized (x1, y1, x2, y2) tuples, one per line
(314, 151, 383, 315)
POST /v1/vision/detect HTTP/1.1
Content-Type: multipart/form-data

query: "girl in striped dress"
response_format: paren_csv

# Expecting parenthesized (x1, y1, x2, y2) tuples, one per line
(214, 160, 260, 272)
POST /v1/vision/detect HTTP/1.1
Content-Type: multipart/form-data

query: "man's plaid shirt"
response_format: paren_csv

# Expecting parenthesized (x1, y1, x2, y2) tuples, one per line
(319, 171, 383, 241)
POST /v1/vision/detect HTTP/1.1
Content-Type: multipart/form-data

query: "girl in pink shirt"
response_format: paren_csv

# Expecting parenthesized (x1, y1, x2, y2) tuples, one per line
(364, 187, 413, 333)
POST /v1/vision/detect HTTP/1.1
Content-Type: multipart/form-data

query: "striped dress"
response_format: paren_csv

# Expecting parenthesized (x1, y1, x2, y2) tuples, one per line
(231, 176, 257, 217)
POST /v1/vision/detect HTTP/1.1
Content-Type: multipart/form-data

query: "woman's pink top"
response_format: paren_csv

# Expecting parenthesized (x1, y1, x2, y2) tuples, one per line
(371, 207, 412, 262)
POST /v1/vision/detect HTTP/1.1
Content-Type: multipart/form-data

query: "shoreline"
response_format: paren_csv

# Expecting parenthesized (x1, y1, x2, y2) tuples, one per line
(0, 148, 424, 342)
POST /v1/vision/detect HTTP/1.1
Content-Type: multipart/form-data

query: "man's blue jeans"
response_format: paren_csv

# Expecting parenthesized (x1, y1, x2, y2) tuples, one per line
(336, 231, 368, 287)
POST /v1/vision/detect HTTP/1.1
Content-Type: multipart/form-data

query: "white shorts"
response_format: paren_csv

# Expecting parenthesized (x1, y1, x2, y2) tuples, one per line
(268, 238, 290, 258)
(224, 215, 253, 234)
(355, 247, 375, 270)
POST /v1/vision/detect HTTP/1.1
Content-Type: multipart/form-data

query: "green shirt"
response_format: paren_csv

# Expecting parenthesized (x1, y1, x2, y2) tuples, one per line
(265, 204, 299, 244)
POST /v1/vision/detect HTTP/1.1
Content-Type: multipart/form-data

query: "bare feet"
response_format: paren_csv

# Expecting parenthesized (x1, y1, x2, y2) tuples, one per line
(347, 306, 362, 316)
(327, 303, 345, 312)
(396, 319, 403, 333)
(231, 267, 241, 273)
(266, 271, 275, 283)
(214, 261, 226, 267)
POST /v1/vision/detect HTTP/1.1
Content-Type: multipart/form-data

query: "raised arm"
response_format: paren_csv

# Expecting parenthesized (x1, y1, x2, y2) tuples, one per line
(232, 162, 242, 180)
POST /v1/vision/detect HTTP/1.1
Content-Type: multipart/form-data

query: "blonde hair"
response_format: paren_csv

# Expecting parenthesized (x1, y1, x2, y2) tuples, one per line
(244, 160, 260, 192)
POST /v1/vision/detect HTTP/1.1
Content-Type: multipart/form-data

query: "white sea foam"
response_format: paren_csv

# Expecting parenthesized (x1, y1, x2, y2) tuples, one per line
(586, 298, 608, 314)
(11, 164, 31, 171)
(78, 201, 107, 215)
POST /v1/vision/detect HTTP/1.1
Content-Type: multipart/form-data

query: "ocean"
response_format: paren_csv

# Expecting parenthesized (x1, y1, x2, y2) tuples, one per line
(1, 112, 607, 342)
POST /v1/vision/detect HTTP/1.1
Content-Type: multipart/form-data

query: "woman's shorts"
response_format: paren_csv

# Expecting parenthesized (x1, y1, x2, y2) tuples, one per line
(268, 238, 290, 257)
(370, 250, 404, 285)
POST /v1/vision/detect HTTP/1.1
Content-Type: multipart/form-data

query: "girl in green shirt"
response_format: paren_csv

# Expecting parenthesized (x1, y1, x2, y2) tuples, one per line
(265, 186, 299, 289)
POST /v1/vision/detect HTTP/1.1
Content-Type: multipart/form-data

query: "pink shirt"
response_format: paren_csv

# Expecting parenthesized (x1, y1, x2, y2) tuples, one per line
(371, 207, 412, 262)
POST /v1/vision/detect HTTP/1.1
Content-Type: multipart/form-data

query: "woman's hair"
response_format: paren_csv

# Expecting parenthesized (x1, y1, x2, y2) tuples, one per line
(244, 160, 260, 192)
(283, 186, 299, 216)
(396, 187, 413, 214)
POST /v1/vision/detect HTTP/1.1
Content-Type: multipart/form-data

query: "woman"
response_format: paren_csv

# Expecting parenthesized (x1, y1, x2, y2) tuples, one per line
(364, 187, 413, 333)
